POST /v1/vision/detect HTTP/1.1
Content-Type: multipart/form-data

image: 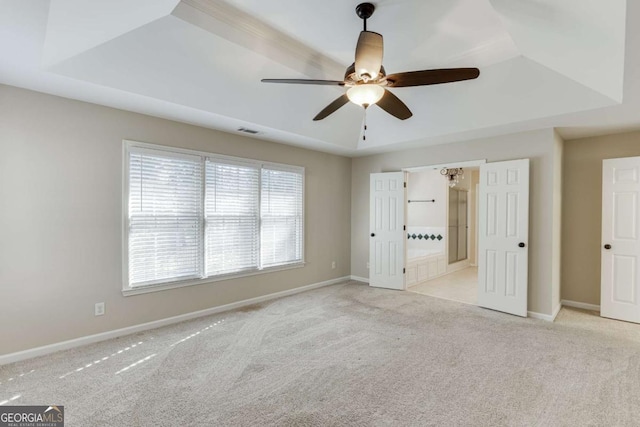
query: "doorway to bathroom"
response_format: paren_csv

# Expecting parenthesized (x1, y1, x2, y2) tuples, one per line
(370, 158, 531, 317)
(405, 164, 480, 305)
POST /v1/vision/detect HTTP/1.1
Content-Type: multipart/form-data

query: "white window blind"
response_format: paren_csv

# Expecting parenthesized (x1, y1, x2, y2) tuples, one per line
(261, 167, 304, 267)
(205, 160, 260, 276)
(125, 141, 304, 292)
(128, 149, 203, 286)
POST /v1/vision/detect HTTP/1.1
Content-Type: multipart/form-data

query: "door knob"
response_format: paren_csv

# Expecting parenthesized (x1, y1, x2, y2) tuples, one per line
(518, 242, 526, 248)
(370, 233, 375, 237)
(604, 244, 612, 250)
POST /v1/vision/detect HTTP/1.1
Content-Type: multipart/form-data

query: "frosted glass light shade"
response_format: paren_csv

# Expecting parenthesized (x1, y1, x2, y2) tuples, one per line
(347, 84, 385, 106)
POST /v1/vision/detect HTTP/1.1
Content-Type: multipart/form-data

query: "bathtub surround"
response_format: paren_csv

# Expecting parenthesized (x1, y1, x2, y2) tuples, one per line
(406, 227, 446, 256)
(405, 170, 448, 287)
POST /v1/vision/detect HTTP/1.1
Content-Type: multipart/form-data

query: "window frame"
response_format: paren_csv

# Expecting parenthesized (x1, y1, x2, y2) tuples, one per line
(260, 165, 305, 268)
(204, 157, 261, 277)
(122, 140, 305, 296)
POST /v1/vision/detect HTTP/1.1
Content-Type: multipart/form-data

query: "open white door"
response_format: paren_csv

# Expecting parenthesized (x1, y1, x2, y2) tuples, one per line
(478, 159, 529, 317)
(369, 172, 405, 290)
(601, 157, 640, 323)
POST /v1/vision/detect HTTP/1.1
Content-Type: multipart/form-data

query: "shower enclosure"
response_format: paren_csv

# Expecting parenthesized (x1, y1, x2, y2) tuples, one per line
(448, 188, 468, 264)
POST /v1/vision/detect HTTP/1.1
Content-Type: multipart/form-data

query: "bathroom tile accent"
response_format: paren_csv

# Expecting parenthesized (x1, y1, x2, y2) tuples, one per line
(407, 233, 443, 241)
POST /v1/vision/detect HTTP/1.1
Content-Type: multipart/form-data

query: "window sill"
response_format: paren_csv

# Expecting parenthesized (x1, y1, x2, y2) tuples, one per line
(122, 262, 306, 296)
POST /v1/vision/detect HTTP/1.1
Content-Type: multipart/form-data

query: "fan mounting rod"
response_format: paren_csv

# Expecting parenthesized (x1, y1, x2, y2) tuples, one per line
(356, 3, 375, 31)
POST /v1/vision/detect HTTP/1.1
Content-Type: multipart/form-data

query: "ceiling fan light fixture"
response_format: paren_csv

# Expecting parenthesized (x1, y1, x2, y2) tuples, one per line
(260, 2, 480, 122)
(347, 84, 384, 107)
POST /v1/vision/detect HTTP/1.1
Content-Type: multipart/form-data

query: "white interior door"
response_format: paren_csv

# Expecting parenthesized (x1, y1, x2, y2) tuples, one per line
(601, 157, 640, 323)
(370, 172, 405, 290)
(478, 159, 530, 317)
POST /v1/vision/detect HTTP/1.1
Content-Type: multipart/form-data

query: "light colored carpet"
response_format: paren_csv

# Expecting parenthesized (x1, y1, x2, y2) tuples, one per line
(2, 281, 640, 426)
(409, 267, 478, 305)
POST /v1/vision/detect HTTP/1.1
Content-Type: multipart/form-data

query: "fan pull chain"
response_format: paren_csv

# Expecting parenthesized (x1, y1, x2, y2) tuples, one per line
(363, 108, 367, 141)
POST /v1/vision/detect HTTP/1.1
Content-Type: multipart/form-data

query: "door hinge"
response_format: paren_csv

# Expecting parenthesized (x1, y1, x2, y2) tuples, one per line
(403, 268, 406, 274)
(404, 182, 407, 188)
(404, 225, 406, 231)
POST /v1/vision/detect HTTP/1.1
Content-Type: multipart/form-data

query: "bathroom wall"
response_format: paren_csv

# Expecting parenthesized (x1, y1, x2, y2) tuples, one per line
(406, 170, 447, 256)
(407, 169, 447, 227)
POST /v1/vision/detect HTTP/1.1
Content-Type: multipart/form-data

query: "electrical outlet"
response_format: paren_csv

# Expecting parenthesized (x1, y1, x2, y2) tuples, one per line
(366, 262, 370, 269)
(95, 302, 105, 316)
(331, 261, 336, 269)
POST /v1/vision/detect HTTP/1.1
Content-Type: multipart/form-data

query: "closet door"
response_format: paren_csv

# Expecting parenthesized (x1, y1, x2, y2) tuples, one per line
(601, 157, 640, 323)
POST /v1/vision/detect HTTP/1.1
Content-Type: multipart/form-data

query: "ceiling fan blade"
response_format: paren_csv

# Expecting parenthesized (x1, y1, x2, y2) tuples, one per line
(355, 31, 383, 80)
(376, 89, 412, 120)
(385, 68, 480, 88)
(313, 94, 350, 121)
(262, 79, 346, 86)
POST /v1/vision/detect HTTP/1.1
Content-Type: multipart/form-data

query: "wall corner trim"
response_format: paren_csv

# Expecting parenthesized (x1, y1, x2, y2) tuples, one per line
(528, 303, 561, 322)
(527, 310, 556, 322)
(560, 299, 601, 312)
(350, 275, 370, 283)
(0, 276, 350, 366)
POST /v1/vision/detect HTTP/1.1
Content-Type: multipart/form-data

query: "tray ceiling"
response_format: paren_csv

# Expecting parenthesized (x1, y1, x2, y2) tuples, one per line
(0, 0, 632, 156)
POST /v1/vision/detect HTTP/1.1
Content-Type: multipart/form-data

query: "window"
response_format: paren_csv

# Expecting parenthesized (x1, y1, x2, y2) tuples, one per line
(205, 160, 259, 276)
(128, 149, 203, 286)
(124, 141, 304, 293)
(261, 168, 304, 267)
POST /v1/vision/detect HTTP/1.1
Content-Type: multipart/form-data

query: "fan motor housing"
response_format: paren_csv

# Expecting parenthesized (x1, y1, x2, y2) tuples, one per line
(344, 63, 386, 83)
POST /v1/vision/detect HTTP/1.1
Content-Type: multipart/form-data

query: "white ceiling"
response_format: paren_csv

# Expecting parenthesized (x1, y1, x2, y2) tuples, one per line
(0, 0, 635, 157)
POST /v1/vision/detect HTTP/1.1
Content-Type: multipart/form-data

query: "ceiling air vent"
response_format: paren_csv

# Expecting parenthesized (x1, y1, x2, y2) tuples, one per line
(237, 127, 260, 135)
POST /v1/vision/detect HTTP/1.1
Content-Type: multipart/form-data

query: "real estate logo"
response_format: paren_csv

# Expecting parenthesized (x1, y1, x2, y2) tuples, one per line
(0, 405, 64, 427)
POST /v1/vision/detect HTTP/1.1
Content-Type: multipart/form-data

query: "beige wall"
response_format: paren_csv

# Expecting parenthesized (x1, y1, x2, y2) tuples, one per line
(0, 85, 352, 355)
(552, 131, 563, 312)
(351, 129, 560, 315)
(561, 130, 640, 305)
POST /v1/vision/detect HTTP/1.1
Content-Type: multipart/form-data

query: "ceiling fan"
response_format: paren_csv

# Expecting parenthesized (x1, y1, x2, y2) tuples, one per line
(261, 2, 480, 122)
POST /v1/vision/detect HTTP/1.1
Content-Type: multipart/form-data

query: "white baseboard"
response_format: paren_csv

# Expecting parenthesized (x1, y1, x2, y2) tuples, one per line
(561, 299, 600, 312)
(528, 310, 556, 322)
(350, 275, 369, 283)
(528, 303, 561, 322)
(0, 276, 349, 366)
